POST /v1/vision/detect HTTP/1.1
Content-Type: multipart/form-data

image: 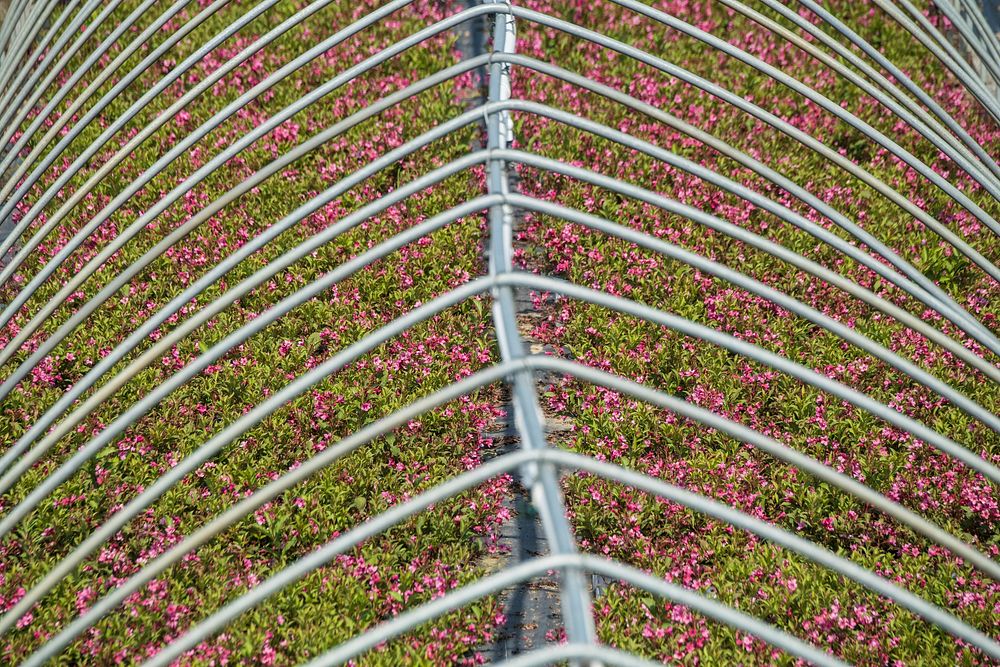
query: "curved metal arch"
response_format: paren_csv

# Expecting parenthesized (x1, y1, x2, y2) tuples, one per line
(24, 362, 522, 666)
(0, 62, 495, 480)
(0, 275, 496, 639)
(496, 182, 1000, 434)
(32, 323, 997, 664)
(0, 0, 239, 280)
(6, 58, 994, 431)
(896, 0, 1000, 109)
(527, 352, 999, 581)
(4, 120, 1000, 650)
(949, 0, 1000, 72)
(4, 155, 997, 589)
(131, 435, 999, 666)
(154, 367, 1000, 662)
(491, 108, 1000, 381)
(6, 184, 1000, 643)
(493, 55, 993, 343)
(0, 340, 867, 663)
(936, 0, 1000, 71)
(298, 488, 999, 665)
(503, 270, 1000, 485)
(154, 551, 844, 667)
(298, 554, 850, 667)
(109, 376, 997, 665)
(0, 169, 497, 521)
(0, 1, 32, 61)
(531, 250, 1000, 484)
(0, 79, 494, 478)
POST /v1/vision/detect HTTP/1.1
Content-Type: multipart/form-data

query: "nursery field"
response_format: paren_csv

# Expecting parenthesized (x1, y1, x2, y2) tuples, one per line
(0, 0, 998, 665)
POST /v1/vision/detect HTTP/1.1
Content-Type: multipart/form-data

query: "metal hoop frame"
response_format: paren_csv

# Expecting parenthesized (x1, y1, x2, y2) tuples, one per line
(0, 0, 998, 664)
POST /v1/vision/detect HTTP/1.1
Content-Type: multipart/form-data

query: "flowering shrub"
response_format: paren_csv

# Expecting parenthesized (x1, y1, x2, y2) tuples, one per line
(0, 0, 997, 664)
